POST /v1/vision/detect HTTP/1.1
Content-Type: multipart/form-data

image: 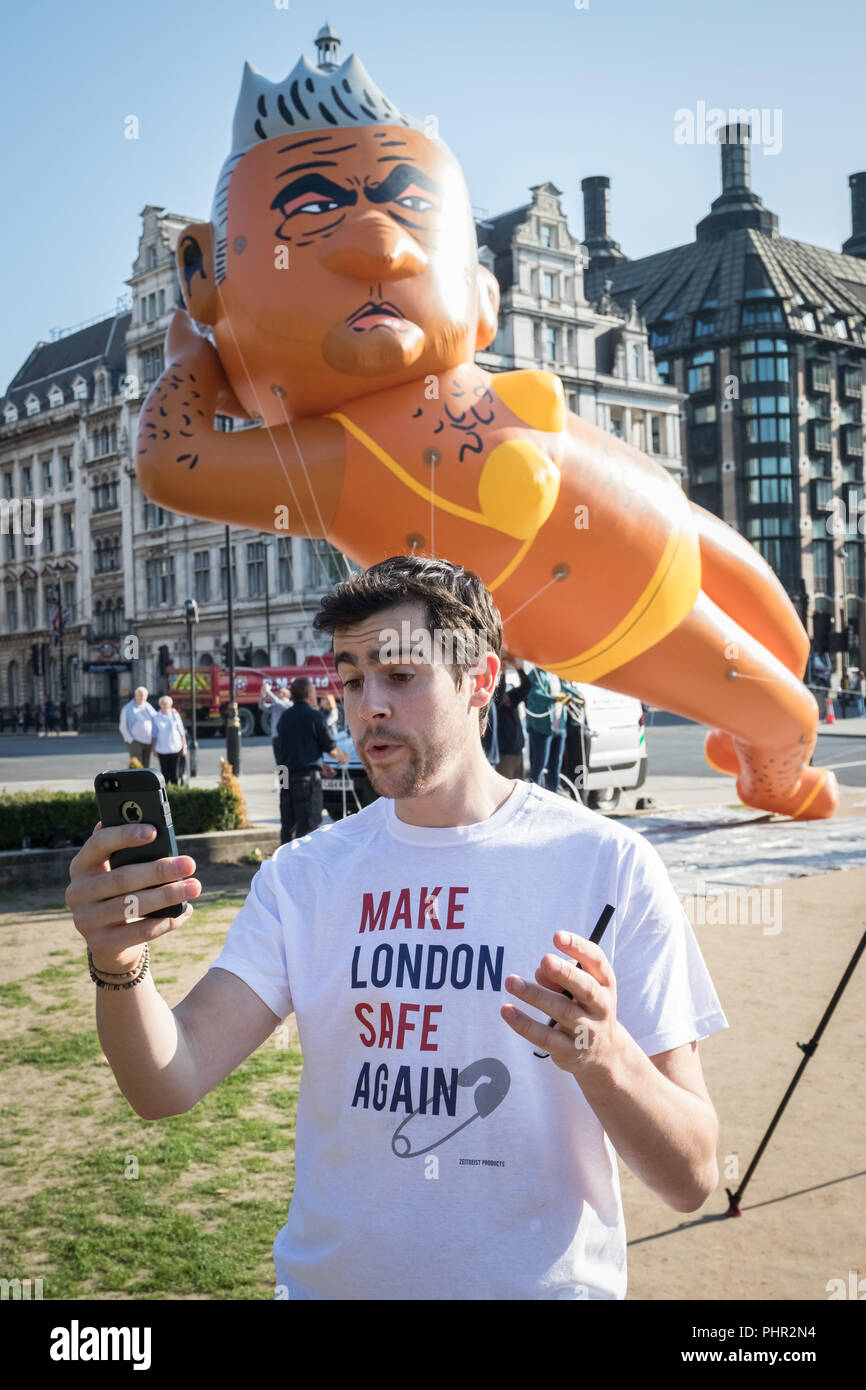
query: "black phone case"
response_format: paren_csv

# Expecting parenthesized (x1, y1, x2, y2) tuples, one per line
(93, 768, 183, 919)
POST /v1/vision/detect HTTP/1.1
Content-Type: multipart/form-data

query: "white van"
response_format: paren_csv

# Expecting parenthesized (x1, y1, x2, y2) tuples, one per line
(514, 669, 648, 813)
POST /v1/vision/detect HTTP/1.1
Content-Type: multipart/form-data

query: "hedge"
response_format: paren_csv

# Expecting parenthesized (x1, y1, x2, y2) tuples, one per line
(0, 785, 244, 853)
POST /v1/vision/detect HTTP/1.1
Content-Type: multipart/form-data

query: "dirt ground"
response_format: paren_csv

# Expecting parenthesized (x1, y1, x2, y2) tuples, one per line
(621, 866, 866, 1301)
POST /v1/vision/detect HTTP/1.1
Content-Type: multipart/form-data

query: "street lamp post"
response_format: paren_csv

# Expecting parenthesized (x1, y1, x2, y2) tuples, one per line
(184, 598, 199, 778)
(261, 534, 272, 661)
(224, 524, 241, 774)
(50, 569, 68, 732)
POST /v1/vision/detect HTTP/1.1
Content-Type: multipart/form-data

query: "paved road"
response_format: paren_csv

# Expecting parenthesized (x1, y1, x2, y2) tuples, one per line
(2, 722, 863, 790)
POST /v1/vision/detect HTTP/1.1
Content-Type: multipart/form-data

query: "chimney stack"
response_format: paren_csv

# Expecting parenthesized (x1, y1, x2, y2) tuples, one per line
(581, 176, 626, 275)
(842, 172, 866, 259)
(696, 120, 777, 242)
(719, 123, 751, 194)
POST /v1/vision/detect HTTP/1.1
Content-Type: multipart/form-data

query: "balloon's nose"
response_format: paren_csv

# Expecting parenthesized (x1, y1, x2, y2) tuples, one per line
(319, 215, 427, 280)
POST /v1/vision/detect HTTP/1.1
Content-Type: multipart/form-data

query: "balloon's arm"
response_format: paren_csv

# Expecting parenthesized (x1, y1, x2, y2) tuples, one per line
(134, 310, 345, 536)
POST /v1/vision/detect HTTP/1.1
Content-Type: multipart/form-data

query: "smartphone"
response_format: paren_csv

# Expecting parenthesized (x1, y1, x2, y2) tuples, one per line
(93, 768, 185, 919)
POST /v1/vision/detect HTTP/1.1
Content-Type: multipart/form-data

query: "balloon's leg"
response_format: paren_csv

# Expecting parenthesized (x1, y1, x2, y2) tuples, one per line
(600, 590, 839, 820)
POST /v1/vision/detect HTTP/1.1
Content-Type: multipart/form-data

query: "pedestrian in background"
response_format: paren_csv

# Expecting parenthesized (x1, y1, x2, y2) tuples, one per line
(275, 676, 349, 843)
(318, 690, 341, 740)
(526, 665, 569, 791)
(259, 678, 292, 769)
(481, 651, 531, 779)
(119, 687, 158, 767)
(151, 696, 187, 785)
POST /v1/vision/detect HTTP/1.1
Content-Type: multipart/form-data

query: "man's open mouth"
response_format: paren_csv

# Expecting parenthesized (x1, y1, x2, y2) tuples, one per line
(363, 740, 402, 757)
(345, 301, 407, 332)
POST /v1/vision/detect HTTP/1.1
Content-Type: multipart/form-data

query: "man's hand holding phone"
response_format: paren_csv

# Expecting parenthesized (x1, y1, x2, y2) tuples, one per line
(66, 821, 201, 974)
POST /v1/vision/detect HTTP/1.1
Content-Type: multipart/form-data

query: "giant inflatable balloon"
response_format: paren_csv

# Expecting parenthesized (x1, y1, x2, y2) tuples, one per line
(136, 40, 838, 820)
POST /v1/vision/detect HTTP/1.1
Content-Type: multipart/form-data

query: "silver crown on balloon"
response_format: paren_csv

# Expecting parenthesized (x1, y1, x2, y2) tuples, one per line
(210, 49, 437, 283)
(231, 52, 426, 153)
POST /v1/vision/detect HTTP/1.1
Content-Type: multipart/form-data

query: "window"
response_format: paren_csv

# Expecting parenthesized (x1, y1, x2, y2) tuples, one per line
(6, 591, 18, 631)
(144, 500, 166, 528)
(141, 346, 164, 386)
(72, 377, 88, 401)
(540, 223, 554, 248)
(92, 478, 118, 512)
(694, 317, 715, 337)
(3, 472, 13, 499)
(146, 555, 176, 606)
(306, 538, 345, 589)
(23, 589, 36, 629)
(845, 544, 863, 594)
(544, 325, 557, 361)
(25, 394, 40, 416)
(650, 328, 670, 349)
(219, 545, 238, 600)
(5, 532, 15, 561)
(741, 303, 783, 327)
(651, 416, 661, 453)
(62, 511, 75, 549)
(146, 245, 157, 270)
(687, 350, 715, 394)
(41, 459, 53, 490)
(62, 455, 73, 487)
(841, 366, 862, 399)
(194, 551, 211, 603)
(277, 538, 294, 591)
(158, 289, 166, 316)
(632, 345, 643, 379)
(740, 338, 789, 384)
(48, 386, 64, 408)
(811, 540, 832, 590)
(63, 579, 75, 616)
(745, 513, 798, 589)
(22, 464, 32, 493)
(3, 404, 18, 424)
(543, 272, 557, 299)
(693, 404, 717, 424)
(809, 360, 831, 393)
(842, 425, 863, 458)
(247, 541, 266, 597)
(43, 515, 54, 553)
(809, 419, 832, 453)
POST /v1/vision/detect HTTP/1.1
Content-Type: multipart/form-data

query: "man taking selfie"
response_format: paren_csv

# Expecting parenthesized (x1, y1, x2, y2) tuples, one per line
(67, 554, 727, 1301)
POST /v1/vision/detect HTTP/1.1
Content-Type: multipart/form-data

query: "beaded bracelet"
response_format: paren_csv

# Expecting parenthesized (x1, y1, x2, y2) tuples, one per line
(88, 944, 151, 990)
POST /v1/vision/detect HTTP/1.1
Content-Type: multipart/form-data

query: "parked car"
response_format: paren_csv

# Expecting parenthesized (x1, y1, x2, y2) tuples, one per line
(557, 681, 648, 812)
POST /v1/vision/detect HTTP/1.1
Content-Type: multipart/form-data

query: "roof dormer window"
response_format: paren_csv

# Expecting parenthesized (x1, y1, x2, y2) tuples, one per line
(3, 403, 18, 424)
(72, 377, 88, 401)
(25, 394, 40, 416)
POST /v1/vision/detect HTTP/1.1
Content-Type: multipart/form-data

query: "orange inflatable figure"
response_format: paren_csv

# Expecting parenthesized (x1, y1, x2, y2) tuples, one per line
(136, 44, 838, 820)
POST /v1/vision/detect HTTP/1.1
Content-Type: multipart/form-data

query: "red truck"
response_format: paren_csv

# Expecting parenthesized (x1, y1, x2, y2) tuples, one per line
(165, 654, 342, 737)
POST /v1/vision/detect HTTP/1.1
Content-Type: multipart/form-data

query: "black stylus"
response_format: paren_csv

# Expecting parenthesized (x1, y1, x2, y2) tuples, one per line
(532, 903, 615, 1058)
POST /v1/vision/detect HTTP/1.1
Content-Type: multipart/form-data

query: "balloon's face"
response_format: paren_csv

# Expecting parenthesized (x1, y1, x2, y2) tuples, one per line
(214, 124, 483, 421)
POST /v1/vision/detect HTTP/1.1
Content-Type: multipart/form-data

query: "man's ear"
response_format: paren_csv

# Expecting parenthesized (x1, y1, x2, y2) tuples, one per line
(176, 223, 219, 325)
(474, 265, 501, 351)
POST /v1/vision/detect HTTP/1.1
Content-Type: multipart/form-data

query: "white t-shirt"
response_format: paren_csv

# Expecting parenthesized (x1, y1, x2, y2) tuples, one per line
(208, 779, 727, 1301)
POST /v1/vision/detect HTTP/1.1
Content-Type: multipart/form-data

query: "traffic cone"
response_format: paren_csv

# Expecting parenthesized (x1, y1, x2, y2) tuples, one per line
(825, 695, 836, 725)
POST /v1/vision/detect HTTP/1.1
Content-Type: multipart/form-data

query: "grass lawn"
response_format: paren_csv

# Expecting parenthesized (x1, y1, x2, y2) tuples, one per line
(0, 876, 300, 1300)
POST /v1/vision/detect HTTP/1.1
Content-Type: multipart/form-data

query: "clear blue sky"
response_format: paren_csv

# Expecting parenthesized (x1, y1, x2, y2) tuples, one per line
(1, 0, 863, 393)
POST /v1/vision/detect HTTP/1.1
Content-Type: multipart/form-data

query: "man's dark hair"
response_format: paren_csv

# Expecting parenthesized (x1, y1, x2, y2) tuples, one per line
(312, 554, 502, 735)
(290, 676, 312, 703)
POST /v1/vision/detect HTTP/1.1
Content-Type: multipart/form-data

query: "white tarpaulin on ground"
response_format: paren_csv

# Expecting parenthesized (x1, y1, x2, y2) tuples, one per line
(619, 808, 866, 893)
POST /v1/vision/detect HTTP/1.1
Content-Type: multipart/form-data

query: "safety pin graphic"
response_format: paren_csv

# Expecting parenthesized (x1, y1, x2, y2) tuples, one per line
(391, 1057, 510, 1158)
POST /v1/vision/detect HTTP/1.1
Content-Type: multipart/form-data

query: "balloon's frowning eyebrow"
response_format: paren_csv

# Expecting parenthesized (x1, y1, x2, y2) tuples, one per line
(276, 136, 358, 155)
